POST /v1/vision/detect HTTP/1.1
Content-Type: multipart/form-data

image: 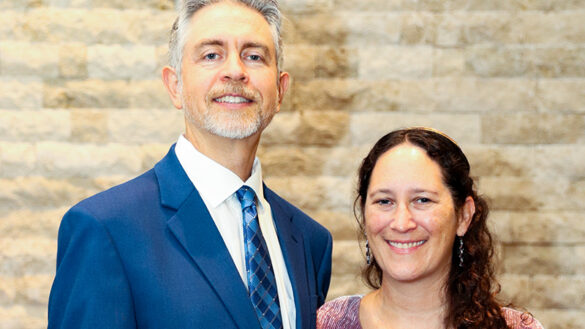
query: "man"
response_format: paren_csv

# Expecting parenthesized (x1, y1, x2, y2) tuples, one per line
(47, 1, 332, 328)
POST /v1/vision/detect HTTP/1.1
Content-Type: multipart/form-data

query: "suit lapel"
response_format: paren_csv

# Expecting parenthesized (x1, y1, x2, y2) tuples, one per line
(155, 146, 259, 329)
(264, 186, 310, 329)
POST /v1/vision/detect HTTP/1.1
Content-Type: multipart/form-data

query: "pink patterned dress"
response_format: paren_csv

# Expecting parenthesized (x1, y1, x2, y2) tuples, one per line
(317, 295, 544, 329)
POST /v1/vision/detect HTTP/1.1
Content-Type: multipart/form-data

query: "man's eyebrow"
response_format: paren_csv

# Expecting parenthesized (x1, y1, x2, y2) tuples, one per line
(242, 42, 270, 53)
(194, 39, 225, 49)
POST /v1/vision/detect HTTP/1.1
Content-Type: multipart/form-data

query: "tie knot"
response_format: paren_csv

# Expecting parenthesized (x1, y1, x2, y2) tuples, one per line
(236, 186, 255, 208)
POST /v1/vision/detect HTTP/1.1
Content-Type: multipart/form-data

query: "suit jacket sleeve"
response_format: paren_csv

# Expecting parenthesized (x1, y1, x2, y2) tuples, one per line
(315, 231, 332, 308)
(48, 205, 136, 329)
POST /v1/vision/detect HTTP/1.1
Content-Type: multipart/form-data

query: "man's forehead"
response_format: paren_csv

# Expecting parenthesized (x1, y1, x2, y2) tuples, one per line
(185, 3, 276, 52)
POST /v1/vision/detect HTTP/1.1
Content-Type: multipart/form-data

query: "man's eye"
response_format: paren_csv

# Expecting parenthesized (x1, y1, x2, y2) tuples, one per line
(247, 54, 262, 61)
(204, 53, 219, 60)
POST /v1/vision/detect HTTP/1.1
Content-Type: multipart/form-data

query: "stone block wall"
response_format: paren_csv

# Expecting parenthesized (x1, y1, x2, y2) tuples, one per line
(1, 0, 584, 328)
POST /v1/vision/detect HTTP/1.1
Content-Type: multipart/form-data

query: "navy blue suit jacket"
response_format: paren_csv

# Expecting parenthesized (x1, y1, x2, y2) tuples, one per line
(48, 145, 332, 329)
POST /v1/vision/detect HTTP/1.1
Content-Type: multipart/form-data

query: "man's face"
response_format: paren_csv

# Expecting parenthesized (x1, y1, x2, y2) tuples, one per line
(178, 1, 288, 140)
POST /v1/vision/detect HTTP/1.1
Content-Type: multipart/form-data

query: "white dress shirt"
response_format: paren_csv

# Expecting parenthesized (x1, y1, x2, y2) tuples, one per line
(174, 135, 296, 329)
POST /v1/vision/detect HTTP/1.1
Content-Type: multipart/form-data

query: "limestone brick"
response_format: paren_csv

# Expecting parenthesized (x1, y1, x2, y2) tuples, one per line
(71, 109, 108, 142)
(280, 0, 333, 13)
(399, 12, 437, 45)
(482, 113, 585, 144)
(264, 176, 352, 211)
(259, 145, 364, 177)
(331, 240, 364, 277)
(467, 145, 585, 178)
(0, 79, 43, 109)
(283, 46, 317, 81)
(467, 46, 585, 78)
(0, 110, 70, 142)
(491, 211, 585, 244)
(295, 111, 350, 146)
(530, 309, 585, 329)
(107, 109, 183, 144)
(466, 0, 585, 11)
(315, 47, 359, 79)
(43, 79, 130, 108)
(0, 12, 21, 41)
(0, 142, 37, 178)
(350, 112, 481, 146)
(20, 9, 171, 44)
(305, 210, 357, 240)
(0, 42, 59, 78)
(88, 44, 157, 79)
(128, 80, 173, 109)
(0, 177, 97, 211)
(155, 44, 169, 73)
(91, 0, 175, 10)
(501, 245, 585, 275)
(537, 79, 585, 113)
(0, 306, 46, 329)
(293, 78, 537, 113)
(331, 0, 405, 11)
(432, 49, 465, 76)
(0, 0, 42, 9)
(0, 208, 66, 239)
(286, 13, 400, 46)
(58, 43, 88, 78)
(140, 143, 172, 170)
(36, 142, 143, 178)
(529, 275, 585, 309)
(0, 275, 53, 308)
(262, 111, 350, 146)
(327, 273, 369, 300)
(0, 238, 55, 276)
(359, 46, 433, 79)
(47, 0, 91, 7)
(480, 176, 585, 211)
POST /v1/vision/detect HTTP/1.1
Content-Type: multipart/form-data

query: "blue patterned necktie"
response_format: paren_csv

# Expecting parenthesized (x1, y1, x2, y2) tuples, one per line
(236, 186, 283, 329)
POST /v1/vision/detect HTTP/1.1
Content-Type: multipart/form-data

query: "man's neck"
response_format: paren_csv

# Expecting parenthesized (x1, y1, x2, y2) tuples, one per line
(183, 128, 261, 182)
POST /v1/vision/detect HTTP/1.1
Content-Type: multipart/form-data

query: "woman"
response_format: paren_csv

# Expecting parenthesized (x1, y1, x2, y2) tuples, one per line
(317, 128, 543, 329)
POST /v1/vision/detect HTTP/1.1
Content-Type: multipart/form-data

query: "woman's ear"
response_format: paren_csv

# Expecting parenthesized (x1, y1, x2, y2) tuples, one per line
(457, 196, 475, 236)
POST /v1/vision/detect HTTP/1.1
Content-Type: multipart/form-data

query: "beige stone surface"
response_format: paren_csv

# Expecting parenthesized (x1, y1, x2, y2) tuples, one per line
(88, 45, 157, 79)
(0, 110, 70, 142)
(2, 0, 585, 327)
(0, 79, 43, 109)
(0, 42, 60, 78)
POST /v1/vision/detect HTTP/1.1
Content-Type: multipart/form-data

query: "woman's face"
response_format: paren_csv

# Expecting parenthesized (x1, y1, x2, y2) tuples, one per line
(365, 142, 473, 285)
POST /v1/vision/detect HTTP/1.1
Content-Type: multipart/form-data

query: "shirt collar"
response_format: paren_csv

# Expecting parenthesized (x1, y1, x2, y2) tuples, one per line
(175, 135, 265, 209)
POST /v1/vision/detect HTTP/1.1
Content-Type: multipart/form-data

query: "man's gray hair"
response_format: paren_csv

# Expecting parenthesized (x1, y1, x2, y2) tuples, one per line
(169, 0, 283, 83)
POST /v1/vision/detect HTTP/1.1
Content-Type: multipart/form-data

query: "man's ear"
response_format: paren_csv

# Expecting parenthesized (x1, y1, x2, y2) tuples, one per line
(275, 71, 290, 112)
(457, 196, 475, 236)
(161, 66, 183, 110)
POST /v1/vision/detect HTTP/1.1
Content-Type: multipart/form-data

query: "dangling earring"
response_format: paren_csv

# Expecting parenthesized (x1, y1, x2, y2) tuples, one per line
(366, 239, 371, 265)
(458, 236, 464, 268)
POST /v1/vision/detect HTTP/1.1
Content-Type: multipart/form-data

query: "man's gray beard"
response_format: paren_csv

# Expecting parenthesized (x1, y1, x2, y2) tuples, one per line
(183, 104, 265, 139)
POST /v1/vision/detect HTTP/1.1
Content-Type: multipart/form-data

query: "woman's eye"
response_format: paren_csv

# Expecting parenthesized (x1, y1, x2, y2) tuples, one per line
(415, 197, 431, 204)
(376, 199, 391, 205)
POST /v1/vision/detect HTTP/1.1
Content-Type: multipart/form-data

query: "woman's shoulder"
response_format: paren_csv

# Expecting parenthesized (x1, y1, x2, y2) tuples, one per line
(317, 295, 362, 329)
(502, 307, 545, 329)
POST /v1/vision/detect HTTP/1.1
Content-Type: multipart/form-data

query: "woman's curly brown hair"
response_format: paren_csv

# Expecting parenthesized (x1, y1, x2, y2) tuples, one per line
(354, 127, 510, 329)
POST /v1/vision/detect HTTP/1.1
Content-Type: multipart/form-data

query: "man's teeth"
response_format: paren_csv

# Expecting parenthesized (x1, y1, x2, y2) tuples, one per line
(388, 240, 425, 249)
(215, 96, 251, 104)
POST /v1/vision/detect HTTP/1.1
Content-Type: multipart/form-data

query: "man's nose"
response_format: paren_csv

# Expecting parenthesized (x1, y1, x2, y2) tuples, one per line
(221, 54, 248, 83)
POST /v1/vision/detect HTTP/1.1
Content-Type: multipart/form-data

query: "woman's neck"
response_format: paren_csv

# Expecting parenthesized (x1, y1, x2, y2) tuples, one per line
(360, 272, 450, 329)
